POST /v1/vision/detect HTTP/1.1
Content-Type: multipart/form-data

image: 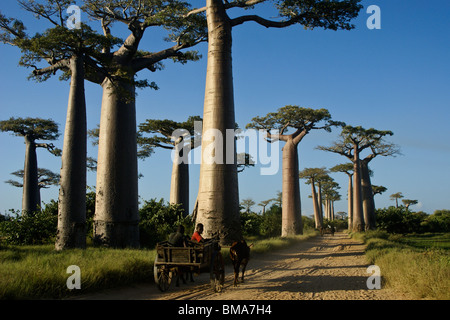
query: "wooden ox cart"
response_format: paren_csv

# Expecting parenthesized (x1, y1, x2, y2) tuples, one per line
(153, 239, 225, 292)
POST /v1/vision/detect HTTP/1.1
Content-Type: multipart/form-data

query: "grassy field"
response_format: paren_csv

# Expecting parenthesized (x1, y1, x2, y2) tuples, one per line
(0, 230, 317, 300)
(353, 231, 450, 300)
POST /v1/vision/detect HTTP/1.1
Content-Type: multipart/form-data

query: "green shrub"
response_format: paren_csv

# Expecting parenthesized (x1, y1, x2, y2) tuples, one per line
(302, 215, 315, 230)
(259, 204, 282, 237)
(138, 198, 193, 248)
(0, 208, 57, 245)
(240, 211, 263, 236)
(376, 206, 423, 234)
(423, 210, 450, 233)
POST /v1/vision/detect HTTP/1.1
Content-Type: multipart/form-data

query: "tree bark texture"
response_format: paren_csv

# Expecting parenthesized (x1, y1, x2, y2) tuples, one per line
(93, 77, 139, 248)
(317, 182, 323, 221)
(324, 200, 330, 220)
(361, 160, 376, 230)
(347, 174, 353, 231)
(331, 201, 335, 220)
(170, 147, 189, 216)
(281, 139, 302, 236)
(56, 55, 87, 250)
(352, 149, 365, 232)
(310, 178, 322, 229)
(22, 136, 39, 215)
(195, 0, 241, 244)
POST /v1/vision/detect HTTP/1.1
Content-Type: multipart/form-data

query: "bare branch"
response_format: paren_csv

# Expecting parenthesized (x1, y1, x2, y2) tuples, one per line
(31, 58, 70, 76)
(231, 14, 299, 28)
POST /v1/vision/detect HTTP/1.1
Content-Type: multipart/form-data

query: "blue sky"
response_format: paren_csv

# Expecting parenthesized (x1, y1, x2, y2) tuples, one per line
(0, 0, 449, 218)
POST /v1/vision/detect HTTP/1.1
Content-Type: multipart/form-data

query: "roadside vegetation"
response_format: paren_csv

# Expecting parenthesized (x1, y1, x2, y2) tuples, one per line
(352, 231, 449, 300)
(0, 198, 317, 299)
(1, 193, 448, 300)
(350, 207, 450, 300)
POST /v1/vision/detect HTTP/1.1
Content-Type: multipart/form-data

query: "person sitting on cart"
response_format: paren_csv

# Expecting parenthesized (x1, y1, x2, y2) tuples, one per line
(168, 225, 188, 247)
(191, 223, 204, 243)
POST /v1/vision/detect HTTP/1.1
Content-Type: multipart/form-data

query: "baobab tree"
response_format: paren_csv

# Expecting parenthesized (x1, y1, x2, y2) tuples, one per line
(258, 199, 273, 215)
(299, 167, 328, 229)
(1, 1, 123, 249)
(0, 117, 60, 215)
(402, 199, 418, 211)
(6, 168, 59, 189)
(330, 163, 353, 230)
(138, 116, 202, 216)
(321, 179, 340, 221)
(78, 0, 207, 248)
(271, 191, 283, 207)
(372, 185, 387, 197)
(318, 125, 398, 231)
(247, 106, 340, 236)
(188, 0, 362, 244)
(390, 192, 404, 208)
(5, 168, 59, 205)
(240, 198, 256, 214)
(360, 138, 399, 229)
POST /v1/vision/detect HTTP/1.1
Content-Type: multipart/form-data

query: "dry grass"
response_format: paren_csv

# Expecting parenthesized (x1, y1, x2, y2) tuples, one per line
(1, 229, 318, 299)
(357, 232, 450, 300)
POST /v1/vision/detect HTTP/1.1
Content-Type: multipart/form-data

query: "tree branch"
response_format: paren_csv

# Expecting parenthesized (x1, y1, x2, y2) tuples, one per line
(231, 14, 300, 28)
(187, 0, 267, 17)
(31, 58, 71, 76)
(131, 43, 189, 72)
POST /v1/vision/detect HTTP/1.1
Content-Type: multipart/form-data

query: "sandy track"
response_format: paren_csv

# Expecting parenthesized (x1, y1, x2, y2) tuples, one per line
(74, 233, 410, 300)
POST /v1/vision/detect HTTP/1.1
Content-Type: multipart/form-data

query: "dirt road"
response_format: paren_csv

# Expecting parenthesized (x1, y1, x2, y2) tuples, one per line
(75, 233, 410, 300)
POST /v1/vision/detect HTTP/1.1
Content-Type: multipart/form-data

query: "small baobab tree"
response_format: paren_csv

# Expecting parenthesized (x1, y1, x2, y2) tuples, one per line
(0, 117, 60, 215)
(299, 167, 328, 229)
(318, 125, 398, 231)
(330, 163, 354, 230)
(258, 199, 273, 215)
(390, 192, 404, 208)
(5, 168, 59, 206)
(138, 116, 202, 216)
(402, 199, 418, 211)
(247, 106, 340, 236)
(372, 185, 387, 197)
(321, 179, 341, 221)
(240, 198, 256, 214)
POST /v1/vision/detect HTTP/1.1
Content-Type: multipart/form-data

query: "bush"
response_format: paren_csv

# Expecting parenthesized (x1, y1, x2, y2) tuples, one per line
(302, 215, 315, 230)
(0, 208, 57, 245)
(240, 211, 263, 236)
(360, 234, 450, 300)
(423, 210, 450, 232)
(376, 206, 424, 234)
(259, 204, 282, 237)
(138, 198, 193, 248)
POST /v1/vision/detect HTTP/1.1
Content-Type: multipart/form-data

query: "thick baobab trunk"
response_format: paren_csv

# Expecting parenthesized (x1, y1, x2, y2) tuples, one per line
(22, 136, 39, 215)
(310, 178, 322, 229)
(324, 199, 330, 220)
(331, 201, 335, 220)
(352, 150, 365, 232)
(56, 56, 88, 248)
(170, 146, 189, 216)
(347, 174, 353, 231)
(317, 182, 323, 220)
(281, 139, 302, 236)
(56, 56, 87, 250)
(196, 0, 241, 244)
(93, 78, 139, 248)
(361, 160, 376, 230)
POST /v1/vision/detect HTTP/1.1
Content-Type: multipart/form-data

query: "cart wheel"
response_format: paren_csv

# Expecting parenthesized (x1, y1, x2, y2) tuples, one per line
(210, 251, 225, 293)
(154, 259, 173, 292)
